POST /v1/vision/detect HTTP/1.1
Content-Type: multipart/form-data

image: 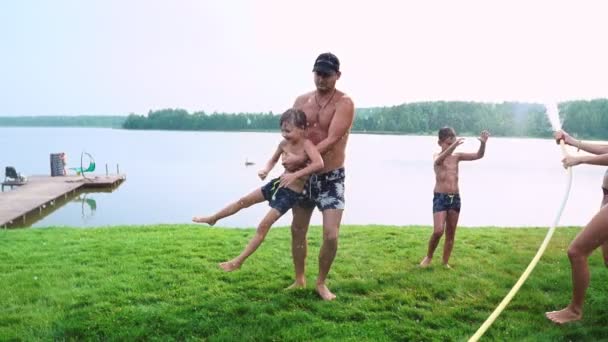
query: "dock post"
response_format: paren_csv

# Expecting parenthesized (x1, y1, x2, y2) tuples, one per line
(106, 164, 109, 176)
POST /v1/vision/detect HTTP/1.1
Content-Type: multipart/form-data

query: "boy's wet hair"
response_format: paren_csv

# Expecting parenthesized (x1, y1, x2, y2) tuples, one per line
(438, 126, 456, 142)
(280, 108, 307, 129)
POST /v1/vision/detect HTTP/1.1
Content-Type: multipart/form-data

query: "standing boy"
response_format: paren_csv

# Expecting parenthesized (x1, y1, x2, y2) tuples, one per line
(420, 127, 490, 268)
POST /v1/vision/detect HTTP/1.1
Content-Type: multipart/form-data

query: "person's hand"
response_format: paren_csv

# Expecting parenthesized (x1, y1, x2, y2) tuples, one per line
(554, 130, 575, 146)
(282, 153, 307, 172)
(562, 156, 583, 168)
(279, 172, 298, 188)
(478, 130, 490, 143)
(258, 168, 269, 180)
(452, 138, 465, 147)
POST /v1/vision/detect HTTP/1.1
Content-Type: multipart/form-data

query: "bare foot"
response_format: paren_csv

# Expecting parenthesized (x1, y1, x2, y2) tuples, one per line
(419, 256, 432, 268)
(192, 216, 216, 226)
(218, 260, 241, 272)
(285, 279, 306, 290)
(545, 307, 582, 324)
(316, 283, 336, 301)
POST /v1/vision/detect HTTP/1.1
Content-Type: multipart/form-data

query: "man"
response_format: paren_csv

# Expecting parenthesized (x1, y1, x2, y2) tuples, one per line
(282, 52, 355, 300)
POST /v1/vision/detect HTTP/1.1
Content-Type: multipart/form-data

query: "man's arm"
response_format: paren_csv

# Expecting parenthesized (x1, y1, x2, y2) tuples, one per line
(291, 140, 324, 179)
(279, 140, 324, 188)
(315, 96, 355, 155)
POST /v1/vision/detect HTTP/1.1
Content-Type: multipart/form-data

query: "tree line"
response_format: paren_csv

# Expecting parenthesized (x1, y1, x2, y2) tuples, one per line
(0, 116, 125, 128)
(1, 99, 605, 139)
(121, 99, 608, 139)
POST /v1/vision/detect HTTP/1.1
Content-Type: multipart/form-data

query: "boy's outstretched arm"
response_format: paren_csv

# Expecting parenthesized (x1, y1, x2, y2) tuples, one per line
(258, 143, 283, 180)
(458, 130, 490, 161)
(435, 138, 464, 165)
(279, 140, 324, 188)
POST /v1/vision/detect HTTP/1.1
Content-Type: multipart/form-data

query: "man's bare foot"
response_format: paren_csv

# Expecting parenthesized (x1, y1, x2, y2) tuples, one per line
(192, 216, 216, 226)
(316, 283, 336, 301)
(545, 307, 582, 324)
(218, 260, 241, 272)
(419, 256, 432, 268)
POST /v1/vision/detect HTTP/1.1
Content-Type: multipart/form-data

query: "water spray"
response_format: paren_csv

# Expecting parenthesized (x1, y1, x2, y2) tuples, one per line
(468, 103, 573, 341)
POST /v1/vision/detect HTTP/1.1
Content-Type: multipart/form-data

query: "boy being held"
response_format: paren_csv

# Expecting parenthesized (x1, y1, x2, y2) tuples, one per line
(193, 108, 324, 272)
(420, 127, 490, 268)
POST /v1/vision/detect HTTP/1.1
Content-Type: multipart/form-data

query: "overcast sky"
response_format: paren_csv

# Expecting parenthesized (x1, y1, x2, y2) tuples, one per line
(1, 0, 606, 116)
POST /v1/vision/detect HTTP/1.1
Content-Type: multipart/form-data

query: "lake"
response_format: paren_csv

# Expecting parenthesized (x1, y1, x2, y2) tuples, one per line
(0, 127, 603, 228)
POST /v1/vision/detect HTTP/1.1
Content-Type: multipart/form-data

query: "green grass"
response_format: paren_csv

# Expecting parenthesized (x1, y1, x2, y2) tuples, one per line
(1, 225, 606, 341)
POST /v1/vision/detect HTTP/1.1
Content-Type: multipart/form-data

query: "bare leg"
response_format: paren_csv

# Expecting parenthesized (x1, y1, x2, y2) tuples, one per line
(287, 205, 314, 289)
(316, 209, 343, 301)
(193, 188, 264, 225)
(420, 211, 447, 267)
(602, 242, 608, 267)
(601, 192, 608, 266)
(546, 205, 608, 324)
(442, 210, 460, 267)
(219, 208, 282, 271)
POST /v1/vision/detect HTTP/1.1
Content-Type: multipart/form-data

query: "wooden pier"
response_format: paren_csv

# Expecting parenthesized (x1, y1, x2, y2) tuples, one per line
(0, 175, 125, 228)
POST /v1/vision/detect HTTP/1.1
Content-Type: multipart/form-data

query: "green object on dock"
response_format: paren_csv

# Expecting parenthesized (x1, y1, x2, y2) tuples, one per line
(70, 162, 96, 175)
(69, 152, 95, 176)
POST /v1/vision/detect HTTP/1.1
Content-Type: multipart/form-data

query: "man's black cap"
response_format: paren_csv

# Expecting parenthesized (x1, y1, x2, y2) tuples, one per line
(312, 52, 340, 74)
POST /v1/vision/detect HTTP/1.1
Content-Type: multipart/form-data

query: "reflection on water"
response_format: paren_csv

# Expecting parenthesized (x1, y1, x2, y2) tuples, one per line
(71, 193, 97, 223)
(5, 186, 117, 229)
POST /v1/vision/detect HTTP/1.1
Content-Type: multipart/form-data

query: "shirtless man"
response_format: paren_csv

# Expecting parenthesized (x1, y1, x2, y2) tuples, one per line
(419, 127, 489, 268)
(282, 52, 355, 300)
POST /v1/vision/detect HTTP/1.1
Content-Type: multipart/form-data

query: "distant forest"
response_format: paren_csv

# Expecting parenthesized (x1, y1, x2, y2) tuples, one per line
(1, 99, 606, 139)
(0, 116, 125, 128)
(122, 99, 608, 139)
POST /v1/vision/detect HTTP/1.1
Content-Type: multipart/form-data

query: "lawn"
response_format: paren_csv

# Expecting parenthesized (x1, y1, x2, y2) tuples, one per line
(1, 225, 606, 341)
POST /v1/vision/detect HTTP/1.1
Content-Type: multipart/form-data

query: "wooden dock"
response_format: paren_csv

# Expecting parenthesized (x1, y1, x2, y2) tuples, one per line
(0, 175, 126, 228)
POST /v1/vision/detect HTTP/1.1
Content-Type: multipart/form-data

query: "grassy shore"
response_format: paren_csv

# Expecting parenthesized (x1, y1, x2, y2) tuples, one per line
(1, 225, 606, 341)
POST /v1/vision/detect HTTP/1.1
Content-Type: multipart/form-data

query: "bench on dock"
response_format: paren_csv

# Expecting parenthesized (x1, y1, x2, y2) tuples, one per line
(2, 167, 28, 192)
(1, 180, 27, 192)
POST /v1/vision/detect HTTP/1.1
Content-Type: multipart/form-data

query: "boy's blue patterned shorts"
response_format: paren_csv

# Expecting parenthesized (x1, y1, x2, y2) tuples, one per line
(261, 178, 302, 215)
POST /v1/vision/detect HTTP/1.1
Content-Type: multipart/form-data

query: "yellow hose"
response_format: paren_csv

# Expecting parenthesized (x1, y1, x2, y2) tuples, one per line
(468, 140, 572, 341)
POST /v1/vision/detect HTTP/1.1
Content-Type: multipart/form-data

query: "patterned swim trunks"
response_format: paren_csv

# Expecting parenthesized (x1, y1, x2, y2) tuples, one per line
(432, 192, 461, 213)
(299, 167, 346, 211)
(261, 178, 302, 215)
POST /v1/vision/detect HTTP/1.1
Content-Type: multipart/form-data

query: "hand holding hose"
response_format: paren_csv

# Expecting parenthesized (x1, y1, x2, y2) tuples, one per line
(554, 130, 576, 147)
(562, 155, 583, 169)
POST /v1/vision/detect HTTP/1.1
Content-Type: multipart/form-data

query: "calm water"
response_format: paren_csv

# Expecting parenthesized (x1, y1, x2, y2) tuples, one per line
(0, 127, 604, 228)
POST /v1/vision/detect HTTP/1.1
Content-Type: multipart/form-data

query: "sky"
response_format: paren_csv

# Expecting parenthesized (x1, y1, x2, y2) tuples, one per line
(1, 0, 606, 116)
